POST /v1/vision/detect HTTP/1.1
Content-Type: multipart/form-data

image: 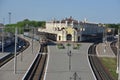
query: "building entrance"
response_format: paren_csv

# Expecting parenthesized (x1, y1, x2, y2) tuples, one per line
(67, 34, 72, 41)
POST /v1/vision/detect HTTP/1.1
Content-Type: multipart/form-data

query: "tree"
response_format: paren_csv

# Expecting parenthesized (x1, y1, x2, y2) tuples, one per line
(5, 19, 46, 33)
(106, 23, 120, 34)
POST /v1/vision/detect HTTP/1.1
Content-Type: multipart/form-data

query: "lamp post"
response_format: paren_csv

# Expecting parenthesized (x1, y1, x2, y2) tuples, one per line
(67, 50, 72, 71)
(102, 24, 107, 53)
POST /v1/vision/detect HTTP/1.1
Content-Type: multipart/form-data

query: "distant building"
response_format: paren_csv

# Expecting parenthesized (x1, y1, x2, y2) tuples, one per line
(38, 17, 104, 42)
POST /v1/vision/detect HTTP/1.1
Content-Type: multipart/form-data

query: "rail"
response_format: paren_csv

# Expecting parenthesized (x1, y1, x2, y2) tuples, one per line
(110, 41, 117, 56)
(22, 44, 47, 80)
(0, 37, 30, 67)
(22, 53, 42, 80)
(88, 43, 114, 80)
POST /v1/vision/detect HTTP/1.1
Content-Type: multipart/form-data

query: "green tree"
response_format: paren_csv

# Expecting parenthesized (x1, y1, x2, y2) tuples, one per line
(5, 19, 46, 33)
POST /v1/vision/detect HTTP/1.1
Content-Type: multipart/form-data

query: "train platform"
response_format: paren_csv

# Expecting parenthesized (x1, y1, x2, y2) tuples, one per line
(45, 43, 96, 80)
(0, 35, 40, 80)
(96, 41, 116, 57)
(0, 52, 10, 60)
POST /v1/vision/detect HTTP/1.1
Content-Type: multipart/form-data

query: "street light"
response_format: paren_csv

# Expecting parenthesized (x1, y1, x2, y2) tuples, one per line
(102, 24, 107, 53)
(67, 50, 72, 71)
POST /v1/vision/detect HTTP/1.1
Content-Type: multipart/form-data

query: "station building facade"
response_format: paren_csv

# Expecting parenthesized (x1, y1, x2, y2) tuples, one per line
(38, 17, 104, 42)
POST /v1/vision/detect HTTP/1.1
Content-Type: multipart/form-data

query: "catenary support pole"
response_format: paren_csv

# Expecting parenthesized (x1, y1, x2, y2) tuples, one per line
(14, 27, 17, 74)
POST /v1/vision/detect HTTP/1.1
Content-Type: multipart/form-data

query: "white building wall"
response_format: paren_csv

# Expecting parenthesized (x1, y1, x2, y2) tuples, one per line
(38, 20, 104, 42)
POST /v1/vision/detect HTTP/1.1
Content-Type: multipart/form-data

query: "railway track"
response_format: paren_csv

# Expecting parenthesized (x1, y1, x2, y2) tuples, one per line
(110, 41, 117, 56)
(33, 45, 47, 80)
(0, 38, 29, 67)
(88, 43, 114, 80)
(23, 44, 48, 80)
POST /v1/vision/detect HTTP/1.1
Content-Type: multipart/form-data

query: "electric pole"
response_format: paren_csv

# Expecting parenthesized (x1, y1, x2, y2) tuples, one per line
(8, 12, 11, 24)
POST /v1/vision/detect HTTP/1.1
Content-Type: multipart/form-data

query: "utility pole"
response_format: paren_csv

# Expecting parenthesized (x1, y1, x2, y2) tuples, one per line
(2, 19, 5, 53)
(32, 28, 34, 54)
(103, 25, 107, 53)
(8, 12, 11, 24)
(14, 27, 17, 74)
(118, 28, 120, 80)
(2, 27, 4, 53)
(103, 24, 106, 43)
(117, 29, 119, 73)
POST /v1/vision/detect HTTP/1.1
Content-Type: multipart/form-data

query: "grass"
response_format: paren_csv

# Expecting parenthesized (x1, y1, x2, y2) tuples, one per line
(99, 57, 118, 80)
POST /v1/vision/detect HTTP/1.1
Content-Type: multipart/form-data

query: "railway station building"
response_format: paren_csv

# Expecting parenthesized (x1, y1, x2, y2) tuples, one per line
(38, 17, 104, 42)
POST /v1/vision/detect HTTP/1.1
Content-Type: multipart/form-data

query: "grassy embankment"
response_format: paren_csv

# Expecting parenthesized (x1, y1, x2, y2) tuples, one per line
(99, 57, 118, 80)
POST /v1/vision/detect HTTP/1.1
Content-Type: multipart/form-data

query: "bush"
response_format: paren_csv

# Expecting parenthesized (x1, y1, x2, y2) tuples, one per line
(66, 43, 71, 46)
(73, 43, 81, 49)
(57, 43, 65, 49)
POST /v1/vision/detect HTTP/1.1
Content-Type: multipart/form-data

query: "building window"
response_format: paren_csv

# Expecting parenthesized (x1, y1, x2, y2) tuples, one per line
(59, 36, 61, 41)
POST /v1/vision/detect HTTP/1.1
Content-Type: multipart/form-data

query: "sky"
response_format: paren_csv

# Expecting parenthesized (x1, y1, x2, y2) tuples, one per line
(0, 0, 120, 24)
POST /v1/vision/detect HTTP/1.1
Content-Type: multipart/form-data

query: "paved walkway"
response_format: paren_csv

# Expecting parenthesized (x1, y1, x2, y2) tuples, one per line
(0, 52, 10, 60)
(0, 35, 40, 80)
(45, 43, 96, 80)
(96, 42, 116, 57)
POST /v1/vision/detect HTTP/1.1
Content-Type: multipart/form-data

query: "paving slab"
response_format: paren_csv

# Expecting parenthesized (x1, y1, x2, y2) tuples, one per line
(45, 43, 96, 80)
(96, 42, 116, 57)
(0, 35, 40, 80)
(0, 53, 10, 60)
